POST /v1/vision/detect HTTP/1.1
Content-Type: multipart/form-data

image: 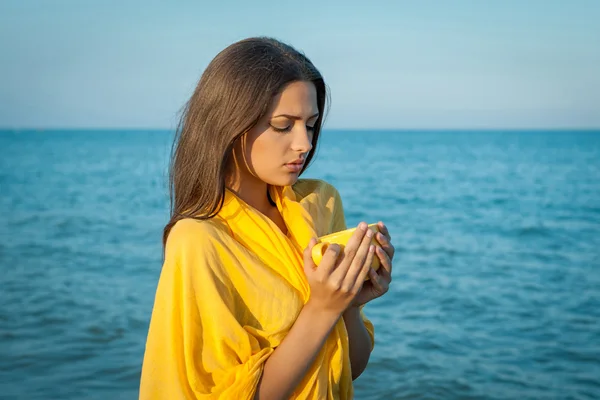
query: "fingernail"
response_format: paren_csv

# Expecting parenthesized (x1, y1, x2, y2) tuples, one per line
(359, 222, 367, 230)
(366, 229, 373, 238)
(369, 244, 375, 252)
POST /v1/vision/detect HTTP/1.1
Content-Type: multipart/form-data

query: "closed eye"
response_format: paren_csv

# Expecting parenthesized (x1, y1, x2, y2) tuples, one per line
(270, 124, 292, 133)
(270, 124, 315, 133)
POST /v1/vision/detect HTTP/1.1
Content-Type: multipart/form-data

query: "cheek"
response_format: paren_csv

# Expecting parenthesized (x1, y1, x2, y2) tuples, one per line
(249, 134, 285, 166)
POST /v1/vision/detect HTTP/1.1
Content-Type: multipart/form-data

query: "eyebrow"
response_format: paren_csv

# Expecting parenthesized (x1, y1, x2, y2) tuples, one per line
(271, 112, 320, 120)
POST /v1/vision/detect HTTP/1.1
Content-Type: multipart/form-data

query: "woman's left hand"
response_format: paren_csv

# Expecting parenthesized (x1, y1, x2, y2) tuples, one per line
(350, 221, 394, 307)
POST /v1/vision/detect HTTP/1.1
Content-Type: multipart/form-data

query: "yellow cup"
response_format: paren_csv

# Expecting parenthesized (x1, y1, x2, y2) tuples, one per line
(311, 223, 381, 275)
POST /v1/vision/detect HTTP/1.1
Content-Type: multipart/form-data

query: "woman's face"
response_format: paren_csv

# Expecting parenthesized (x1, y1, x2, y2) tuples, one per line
(234, 80, 319, 188)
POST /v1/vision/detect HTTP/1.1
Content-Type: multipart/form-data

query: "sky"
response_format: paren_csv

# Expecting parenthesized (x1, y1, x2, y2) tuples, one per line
(0, 0, 599, 130)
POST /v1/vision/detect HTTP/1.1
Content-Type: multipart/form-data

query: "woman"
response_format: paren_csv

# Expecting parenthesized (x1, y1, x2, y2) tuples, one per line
(140, 37, 394, 400)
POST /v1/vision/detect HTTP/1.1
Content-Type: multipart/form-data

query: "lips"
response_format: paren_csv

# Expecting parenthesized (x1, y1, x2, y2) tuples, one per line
(284, 160, 304, 173)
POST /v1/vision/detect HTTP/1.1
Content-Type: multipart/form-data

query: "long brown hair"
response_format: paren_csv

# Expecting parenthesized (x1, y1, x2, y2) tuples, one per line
(163, 37, 328, 247)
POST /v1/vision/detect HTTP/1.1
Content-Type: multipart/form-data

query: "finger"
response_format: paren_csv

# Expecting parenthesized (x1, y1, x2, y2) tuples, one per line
(353, 245, 376, 290)
(377, 221, 391, 241)
(303, 238, 318, 271)
(376, 245, 393, 281)
(376, 232, 395, 260)
(335, 225, 373, 285)
(330, 222, 368, 280)
(303, 238, 317, 276)
(368, 268, 384, 292)
(342, 222, 369, 264)
(318, 243, 342, 277)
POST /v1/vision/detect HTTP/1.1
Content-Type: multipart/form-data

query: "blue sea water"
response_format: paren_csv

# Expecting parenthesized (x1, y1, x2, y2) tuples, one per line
(1, 129, 599, 400)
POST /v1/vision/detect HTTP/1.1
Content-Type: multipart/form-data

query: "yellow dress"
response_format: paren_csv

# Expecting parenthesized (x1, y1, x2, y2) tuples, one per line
(139, 179, 375, 399)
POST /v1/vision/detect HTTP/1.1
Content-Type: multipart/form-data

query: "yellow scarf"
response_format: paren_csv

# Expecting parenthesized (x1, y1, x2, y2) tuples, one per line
(140, 179, 374, 399)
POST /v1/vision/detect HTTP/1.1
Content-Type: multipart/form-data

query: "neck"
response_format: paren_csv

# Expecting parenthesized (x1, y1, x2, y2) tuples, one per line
(226, 152, 277, 215)
(226, 177, 274, 216)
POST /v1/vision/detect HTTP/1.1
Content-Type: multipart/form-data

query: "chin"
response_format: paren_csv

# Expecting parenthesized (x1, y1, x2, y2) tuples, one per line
(268, 174, 300, 187)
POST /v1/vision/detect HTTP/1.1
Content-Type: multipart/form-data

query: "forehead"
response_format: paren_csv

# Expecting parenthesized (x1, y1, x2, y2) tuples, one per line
(269, 81, 318, 115)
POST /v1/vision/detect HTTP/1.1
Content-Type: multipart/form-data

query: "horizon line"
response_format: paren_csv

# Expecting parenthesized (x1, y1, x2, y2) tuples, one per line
(1, 127, 600, 132)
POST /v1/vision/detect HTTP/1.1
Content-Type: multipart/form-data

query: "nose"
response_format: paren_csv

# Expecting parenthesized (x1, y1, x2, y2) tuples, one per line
(291, 125, 313, 154)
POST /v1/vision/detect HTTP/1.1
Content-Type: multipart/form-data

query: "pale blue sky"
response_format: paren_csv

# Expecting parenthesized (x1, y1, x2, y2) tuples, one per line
(1, 0, 599, 129)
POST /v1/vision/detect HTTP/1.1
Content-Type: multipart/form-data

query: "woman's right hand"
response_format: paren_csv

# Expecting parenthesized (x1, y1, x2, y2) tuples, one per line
(303, 222, 376, 316)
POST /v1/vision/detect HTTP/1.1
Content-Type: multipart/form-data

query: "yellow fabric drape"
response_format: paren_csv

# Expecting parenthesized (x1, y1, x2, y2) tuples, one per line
(140, 179, 375, 399)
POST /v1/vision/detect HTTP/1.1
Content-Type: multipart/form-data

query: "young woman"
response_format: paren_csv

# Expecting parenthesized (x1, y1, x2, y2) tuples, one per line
(140, 37, 394, 400)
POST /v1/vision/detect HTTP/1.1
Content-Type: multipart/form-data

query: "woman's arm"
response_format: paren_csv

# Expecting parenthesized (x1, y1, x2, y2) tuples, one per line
(342, 306, 373, 380)
(256, 226, 376, 400)
(254, 302, 341, 400)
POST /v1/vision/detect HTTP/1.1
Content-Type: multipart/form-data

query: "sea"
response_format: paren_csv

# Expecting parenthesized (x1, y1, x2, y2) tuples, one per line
(1, 129, 599, 400)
